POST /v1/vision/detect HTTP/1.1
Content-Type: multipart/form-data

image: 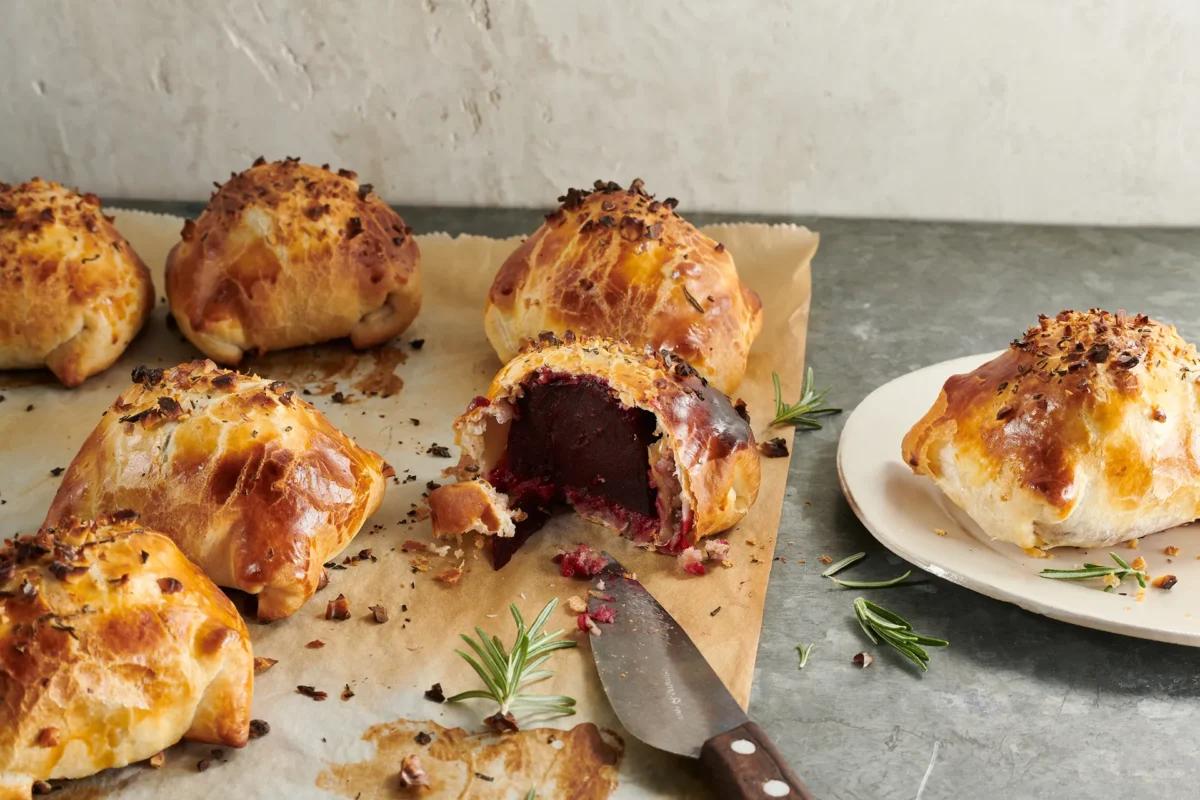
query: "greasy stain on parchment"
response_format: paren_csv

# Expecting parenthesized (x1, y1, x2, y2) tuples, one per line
(244, 341, 407, 398)
(317, 719, 623, 799)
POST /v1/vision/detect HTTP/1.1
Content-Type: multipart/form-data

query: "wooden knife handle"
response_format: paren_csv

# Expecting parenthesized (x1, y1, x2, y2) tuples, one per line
(699, 720, 814, 800)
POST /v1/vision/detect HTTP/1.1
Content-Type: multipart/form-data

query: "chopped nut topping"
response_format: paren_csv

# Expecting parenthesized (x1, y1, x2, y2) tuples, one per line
(1153, 574, 1179, 590)
(369, 604, 389, 623)
(325, 593, 351, 621)
(248, 719, 270, 739)
(296, 685, 328, 701)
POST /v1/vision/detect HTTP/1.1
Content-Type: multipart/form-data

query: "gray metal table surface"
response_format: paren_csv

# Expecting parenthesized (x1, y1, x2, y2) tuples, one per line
(123, 201, 1200, 799)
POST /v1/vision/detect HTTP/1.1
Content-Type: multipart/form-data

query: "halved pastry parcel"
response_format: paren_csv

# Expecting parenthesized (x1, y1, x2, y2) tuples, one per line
(431, 334, 760, 566)
(903, 309, 1200, 550)
(43, 360, 387, 620)
(0, 516, 253, 797)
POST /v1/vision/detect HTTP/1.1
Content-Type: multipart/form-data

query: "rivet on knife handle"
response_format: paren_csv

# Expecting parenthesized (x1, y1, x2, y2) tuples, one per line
(699, 720, 814, 799)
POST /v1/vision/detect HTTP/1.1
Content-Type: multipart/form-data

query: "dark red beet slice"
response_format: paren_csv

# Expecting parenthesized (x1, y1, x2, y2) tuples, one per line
(488, 372, 660, 568)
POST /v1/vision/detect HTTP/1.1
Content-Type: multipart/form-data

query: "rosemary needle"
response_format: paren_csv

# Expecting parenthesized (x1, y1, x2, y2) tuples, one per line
(822, 552, 912, 588)
(829, 570, 912, 589)
(796, 642, 814, 669)
(771, 368, 841, 429)
(821, 552, 866, 577)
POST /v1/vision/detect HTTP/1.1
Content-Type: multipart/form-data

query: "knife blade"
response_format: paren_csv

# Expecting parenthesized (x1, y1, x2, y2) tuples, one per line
(588, 554, 813, 800)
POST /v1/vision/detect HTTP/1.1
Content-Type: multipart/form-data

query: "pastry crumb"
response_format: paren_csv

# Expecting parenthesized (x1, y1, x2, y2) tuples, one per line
(1165, 545, 1181, 556)
(1153, 574, 1178, 590)
(566, 595, 587, 614)
(1131, 556, 1147, 571)
(1022, 547, 1050, 559)
(1124, 539, 1139, 549)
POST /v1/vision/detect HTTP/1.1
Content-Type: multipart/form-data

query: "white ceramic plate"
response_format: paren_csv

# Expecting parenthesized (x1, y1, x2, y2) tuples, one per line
(838, 351, 1200, 646)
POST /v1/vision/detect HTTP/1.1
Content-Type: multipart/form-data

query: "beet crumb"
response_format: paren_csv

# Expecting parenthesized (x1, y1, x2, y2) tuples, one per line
(555, 544, 608, 578)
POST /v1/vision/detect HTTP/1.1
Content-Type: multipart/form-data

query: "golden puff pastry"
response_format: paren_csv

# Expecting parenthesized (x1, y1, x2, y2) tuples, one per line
(0, 179, 154, 387)
(165, 157, 421, 365)
(43, 360, 387, 620)
(0, 517, 252, 798)
(439, 333, 760, 566)
(903, 309, 1200, 550)
(484, 179, 762, 395)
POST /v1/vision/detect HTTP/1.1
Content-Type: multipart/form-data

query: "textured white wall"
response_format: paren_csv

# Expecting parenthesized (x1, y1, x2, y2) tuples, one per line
(3, 0, 1199, 224)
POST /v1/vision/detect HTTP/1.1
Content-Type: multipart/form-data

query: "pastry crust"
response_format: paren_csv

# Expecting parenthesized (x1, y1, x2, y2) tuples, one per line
(903, 309, 1200, 549)
(0, 517, 252, 797)
(165, 157, 421, 365)
(484, 180, 762, 395)
(0, 179, 154, 387)
(428, 480, 519, 539)
(451, 334, 760, 551)
(43, 360, 387, 620)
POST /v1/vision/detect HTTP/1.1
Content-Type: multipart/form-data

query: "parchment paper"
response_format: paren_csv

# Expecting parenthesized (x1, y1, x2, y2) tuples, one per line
(0, 210, 816, 799)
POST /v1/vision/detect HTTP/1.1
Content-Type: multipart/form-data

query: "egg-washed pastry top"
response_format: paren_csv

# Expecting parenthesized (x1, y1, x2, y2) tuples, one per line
(0, 178, 153, 387)
(484, 179, 762, 395)
(166, 157, 421, 364)
(903, 309, 1200, 549)
(0, 517, 253, 797)
(44, 359, 387, 620)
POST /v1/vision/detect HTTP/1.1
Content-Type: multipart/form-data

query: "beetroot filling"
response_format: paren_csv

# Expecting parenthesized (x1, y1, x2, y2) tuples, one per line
(488, 373, 660, 568)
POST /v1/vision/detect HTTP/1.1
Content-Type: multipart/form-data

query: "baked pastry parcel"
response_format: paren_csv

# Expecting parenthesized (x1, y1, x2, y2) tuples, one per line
(484, 179, 762, 395)
(166, 157, 421, 365)
(0, 178, 154, 387)
(0, 517, 253, 797)
(430, 334, 760, 566)
(903, 309, 1200, 550)
(43, 360, 387, 620)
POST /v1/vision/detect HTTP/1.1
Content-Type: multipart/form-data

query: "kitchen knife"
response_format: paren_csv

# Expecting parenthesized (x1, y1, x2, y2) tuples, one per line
(588, 554, 813, 800)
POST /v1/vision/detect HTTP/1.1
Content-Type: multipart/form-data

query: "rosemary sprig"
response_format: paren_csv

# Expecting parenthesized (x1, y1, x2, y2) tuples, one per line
(771, 368, 841, 429)
(796, 642, 814, 669)
(853, 597, 947, 672)
(821, 552, 865, 577)
(1039, 552, 1147, 592)
(446, 599, 577, 725)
